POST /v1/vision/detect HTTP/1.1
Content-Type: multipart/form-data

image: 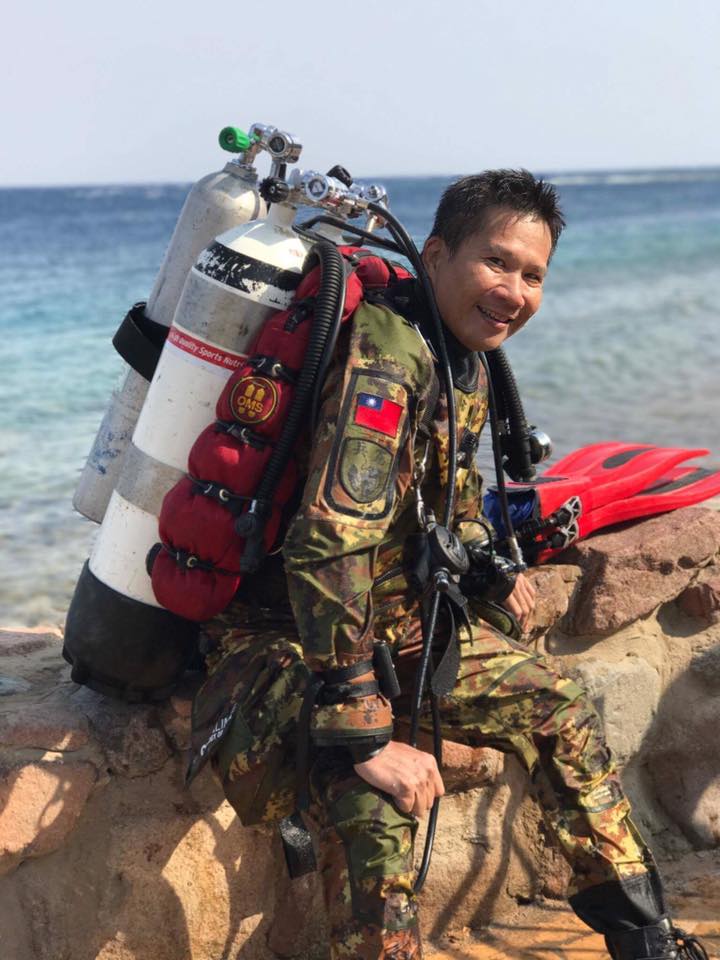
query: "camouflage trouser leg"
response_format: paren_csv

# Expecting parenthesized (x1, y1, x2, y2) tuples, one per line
(416, 618, 653, 897)
(310, 754, 423, 960)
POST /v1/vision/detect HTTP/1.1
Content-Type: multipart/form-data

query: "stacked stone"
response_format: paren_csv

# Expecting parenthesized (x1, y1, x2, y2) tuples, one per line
(1, 506, 719, 958)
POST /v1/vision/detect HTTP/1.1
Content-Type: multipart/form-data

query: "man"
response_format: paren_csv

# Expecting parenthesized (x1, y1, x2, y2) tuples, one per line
(194, 171, 702, 960)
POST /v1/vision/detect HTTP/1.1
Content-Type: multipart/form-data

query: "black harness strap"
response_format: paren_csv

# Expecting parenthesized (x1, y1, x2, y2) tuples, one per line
(247, 354, 299, 384)
(214, 421, 273, 449)
(318, 680, 379, 705)
(295, 674, 325, 813)
(189, 478, 252, 515)
(159, 544, 237, 576)
(320, 659, 374, 684)
(112, 301, 169, 382)
(284, 296, 316, 332)
(430, 588, 471, 697)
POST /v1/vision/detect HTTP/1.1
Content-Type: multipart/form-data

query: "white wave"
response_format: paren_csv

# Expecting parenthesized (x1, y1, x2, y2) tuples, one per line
(549, 169, 720, 187)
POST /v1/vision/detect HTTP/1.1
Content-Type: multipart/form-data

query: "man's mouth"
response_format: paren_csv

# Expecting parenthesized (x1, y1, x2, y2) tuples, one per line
(476, 305, 512, 326)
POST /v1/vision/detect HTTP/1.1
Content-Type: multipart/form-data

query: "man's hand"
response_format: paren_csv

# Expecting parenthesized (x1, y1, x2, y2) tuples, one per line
(354, 740, 445, 817)
(501, 572, 536, 631)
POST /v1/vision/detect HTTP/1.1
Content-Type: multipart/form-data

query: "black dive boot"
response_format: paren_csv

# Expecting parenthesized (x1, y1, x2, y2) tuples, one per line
(604, 917, 709, 960)
(569, 871, 709, 960)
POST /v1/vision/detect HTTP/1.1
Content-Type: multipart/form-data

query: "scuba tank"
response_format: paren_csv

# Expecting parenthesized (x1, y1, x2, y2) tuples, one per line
(72, 123, 300, 523)
(63, 160, 387, 702)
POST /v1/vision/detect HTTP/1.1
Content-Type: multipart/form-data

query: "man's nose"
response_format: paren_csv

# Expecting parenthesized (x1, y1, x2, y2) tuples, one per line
(497, 273, 524, 310)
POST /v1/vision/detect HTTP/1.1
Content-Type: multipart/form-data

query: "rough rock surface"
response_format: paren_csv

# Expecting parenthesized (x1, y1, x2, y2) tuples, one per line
(678, 569, 720, 625)
(1, 508, 720, 958)
(0, 758, 97, 875)
(424, 851, 720, 960)
(568, 655, 662, 763)
(561, 507, 720, 635)
(526, 563, 581, 639)
(0, 629, 547, 959)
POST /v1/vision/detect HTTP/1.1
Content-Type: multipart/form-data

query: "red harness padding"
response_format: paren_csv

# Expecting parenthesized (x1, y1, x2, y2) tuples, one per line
(148, 247, 411, 622)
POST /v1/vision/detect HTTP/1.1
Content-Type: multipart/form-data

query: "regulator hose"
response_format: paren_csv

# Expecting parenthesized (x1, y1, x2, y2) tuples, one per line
(366, 202, 458, 524)
(485, 348, 536, 482)
(367, 201, 458, 893)
(480, 352, 525, 568)
(237, 240, 346, 572)
(298, 215, 405, 256)
(311, 257, 348, 430)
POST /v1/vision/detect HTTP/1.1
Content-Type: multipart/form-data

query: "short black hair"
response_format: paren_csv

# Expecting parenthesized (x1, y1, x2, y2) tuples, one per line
(429, 169, 565, 254)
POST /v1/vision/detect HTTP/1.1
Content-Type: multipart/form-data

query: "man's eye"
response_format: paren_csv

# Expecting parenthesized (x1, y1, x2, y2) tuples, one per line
(486, 257, 504, 267)
(525, 273, 543, 285)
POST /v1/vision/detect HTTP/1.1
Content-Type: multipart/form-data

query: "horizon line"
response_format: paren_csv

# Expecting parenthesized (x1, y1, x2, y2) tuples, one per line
(2, 162, 720, 191)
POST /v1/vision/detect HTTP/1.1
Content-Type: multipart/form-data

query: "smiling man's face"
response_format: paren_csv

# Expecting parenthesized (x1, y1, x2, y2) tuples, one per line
(422, 206, 553, 352)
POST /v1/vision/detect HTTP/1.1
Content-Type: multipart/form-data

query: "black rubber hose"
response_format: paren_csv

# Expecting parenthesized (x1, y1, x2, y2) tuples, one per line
(297, 215, 405, 256)
(238, 240, 346, 572)
(311, 257, 347, 430)
(366, 202, 458, 893)
(485, 348, 535, 482)
(480, 352, 524, 566)
(413, 655, 443, 892)
(367, 202, 458, 524)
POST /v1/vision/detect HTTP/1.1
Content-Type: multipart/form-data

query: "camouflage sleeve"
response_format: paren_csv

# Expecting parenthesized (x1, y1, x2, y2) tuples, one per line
(283, 300, 435, 742)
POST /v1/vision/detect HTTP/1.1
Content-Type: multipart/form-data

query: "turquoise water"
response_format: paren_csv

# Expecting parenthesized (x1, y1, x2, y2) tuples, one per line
(1, 169, 719, 626)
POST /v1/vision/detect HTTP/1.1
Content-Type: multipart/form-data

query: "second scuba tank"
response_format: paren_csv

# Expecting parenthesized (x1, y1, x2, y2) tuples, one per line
(72, 124, 300, 523)
(64, 190, 311, 701)
(63, 162, 388, 701)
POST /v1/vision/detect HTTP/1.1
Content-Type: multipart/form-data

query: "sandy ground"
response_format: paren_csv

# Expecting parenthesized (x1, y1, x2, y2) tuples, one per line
(427, 852, 720, 959)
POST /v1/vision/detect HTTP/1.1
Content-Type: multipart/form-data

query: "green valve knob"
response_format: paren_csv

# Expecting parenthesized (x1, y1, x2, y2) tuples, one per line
(218, 126, 253, 153)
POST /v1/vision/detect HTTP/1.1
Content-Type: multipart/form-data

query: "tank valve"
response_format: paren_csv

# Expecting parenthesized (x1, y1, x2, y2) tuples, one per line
(260, 178, 291, 205)
(218, 123, 303, 174)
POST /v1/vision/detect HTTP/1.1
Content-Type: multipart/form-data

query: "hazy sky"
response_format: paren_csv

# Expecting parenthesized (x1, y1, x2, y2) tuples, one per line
(2, 0, 719, 186)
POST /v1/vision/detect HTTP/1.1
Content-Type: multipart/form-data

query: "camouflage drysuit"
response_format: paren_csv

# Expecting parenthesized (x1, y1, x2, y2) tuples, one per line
(190, 281, 655, 959)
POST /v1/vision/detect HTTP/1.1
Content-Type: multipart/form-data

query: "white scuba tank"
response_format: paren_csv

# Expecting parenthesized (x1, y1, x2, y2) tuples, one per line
(64, 159, 387, 701)
(63, 201, 313, 699)
(73, 156, 265, 523)
(91, 203, 311, 606)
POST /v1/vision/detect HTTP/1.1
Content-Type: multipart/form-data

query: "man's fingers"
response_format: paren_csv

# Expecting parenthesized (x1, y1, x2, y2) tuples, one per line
(500, 573, 537, 630)
(354, 740, 445, 818)
(395, 785, 415, 814)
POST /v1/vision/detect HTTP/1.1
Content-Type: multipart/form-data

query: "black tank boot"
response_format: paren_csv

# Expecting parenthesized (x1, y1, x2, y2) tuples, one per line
(604, 917, 709, 960)
(569, 872, 708, 960)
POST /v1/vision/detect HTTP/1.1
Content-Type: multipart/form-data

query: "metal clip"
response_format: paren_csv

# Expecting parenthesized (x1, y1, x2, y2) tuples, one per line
(414, 439, 431, 529)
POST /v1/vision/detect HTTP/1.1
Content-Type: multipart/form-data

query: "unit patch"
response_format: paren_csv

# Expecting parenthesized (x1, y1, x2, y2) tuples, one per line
(339, 438, 394, 503)
(230, 376, 280, 424)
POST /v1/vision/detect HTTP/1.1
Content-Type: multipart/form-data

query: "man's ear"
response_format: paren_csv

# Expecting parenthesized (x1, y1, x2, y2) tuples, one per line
(421, 235, 445, 280)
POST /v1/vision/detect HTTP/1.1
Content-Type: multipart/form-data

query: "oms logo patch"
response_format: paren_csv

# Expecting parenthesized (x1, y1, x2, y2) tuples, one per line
(230, 376, 279, 424)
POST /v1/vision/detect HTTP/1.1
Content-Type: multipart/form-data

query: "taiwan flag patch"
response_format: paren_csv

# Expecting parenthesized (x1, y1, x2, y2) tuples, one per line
(354, 392, 404, 437)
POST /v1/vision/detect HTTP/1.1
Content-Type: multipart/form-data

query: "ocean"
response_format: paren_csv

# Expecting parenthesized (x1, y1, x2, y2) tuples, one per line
(1, 168, 719, 628)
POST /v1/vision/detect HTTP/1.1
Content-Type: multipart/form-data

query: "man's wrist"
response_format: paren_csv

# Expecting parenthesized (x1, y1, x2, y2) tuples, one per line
(349, 737, 391, 764)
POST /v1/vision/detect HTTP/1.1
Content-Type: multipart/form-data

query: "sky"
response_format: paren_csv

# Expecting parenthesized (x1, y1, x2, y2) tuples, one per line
(2, 0, 719, 186)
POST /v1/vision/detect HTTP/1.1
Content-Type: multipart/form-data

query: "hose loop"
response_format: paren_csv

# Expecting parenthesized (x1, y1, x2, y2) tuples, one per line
(485, 347, 535, 482)
(366, 202, 457, 894)
(239, 241, 347, 573)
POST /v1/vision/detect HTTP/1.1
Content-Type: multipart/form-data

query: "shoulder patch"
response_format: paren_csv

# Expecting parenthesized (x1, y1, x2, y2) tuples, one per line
(324, 368, 411, 521)
(353, 393, 403, 437)
(339, 438, 393, 503)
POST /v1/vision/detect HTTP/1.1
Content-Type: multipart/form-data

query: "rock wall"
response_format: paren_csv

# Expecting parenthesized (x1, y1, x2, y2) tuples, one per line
(1, 506, 719, 959)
